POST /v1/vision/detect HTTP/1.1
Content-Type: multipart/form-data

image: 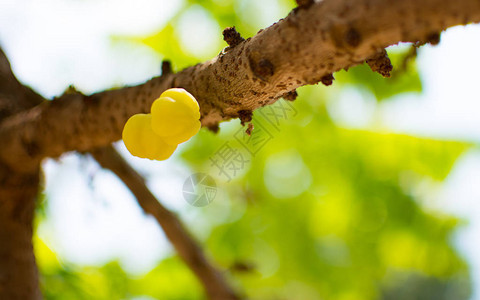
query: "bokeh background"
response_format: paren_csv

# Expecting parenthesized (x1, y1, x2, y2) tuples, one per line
(2, 0, 480, 299)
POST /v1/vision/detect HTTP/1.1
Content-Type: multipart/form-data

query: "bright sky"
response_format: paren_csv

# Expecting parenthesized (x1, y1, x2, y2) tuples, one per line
(1, 0, 480, 298)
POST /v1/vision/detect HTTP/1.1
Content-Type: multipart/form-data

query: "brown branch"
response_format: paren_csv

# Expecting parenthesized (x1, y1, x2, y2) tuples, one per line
(0, 47, 44, 121)
(0, 165, 41, 300)
(366, 49, 393, 77)
(295, 0, 314, 9)
(222, 27, 245, 49)
(2, 0, 480, 172)
(90, 146, 240, 300)
(0, 48, 42, 299)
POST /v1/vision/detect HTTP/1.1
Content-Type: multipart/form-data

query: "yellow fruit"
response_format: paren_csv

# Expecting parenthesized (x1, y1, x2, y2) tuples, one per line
(159, 88, 200, 114)
(150, 88, 201, 145)
(122, 114, 177, 160)
(122, 88, 201, 160)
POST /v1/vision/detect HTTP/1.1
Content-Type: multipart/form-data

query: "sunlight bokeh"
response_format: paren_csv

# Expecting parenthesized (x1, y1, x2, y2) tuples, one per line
(2, 0, 480, 299)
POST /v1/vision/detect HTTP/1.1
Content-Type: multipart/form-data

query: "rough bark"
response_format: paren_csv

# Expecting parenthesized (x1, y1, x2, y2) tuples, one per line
(0, 48, 43, 299)
(0, 166, 41, 300)
(2, 0, 480, 172)
(91, 146, 240, 300)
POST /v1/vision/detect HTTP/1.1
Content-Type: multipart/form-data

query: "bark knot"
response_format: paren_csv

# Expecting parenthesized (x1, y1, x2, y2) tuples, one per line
(223, 27, 245, 49)
(320, 74, 335, 86)
(245, 123, 254, 136)
(426, 32, 441, 45)
(295, 0, 314, 9)
(345, 27, 362, 48)
(161, 60, 173, 75)
(282, 90, 298, 101)
(207, 123, 220, 134)
(237, 110, 253, 126)
(248, 54, 275, 82)
(366, 49, 393, 77)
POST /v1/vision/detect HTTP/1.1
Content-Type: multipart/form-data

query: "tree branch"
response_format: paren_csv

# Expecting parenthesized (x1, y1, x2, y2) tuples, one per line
(0, 48, 42, 299)
(90, 146, 240, 300)
(2, 0, 480, 172)
(0, 47, 44, 121)
(0, 166, 41, 300)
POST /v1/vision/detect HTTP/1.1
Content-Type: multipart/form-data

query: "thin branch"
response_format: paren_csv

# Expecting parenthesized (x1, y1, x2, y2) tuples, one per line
(2, 0, 480, 172)
(90, 146, 240, 300)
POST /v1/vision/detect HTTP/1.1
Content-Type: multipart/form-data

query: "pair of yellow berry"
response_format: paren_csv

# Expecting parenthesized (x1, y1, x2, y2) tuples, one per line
(122, 88, 201, 160)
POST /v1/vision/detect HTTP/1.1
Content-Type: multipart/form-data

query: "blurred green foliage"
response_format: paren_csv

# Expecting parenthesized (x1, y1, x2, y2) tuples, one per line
(36, 237, 203, 299)
(181, 92, 471, 300)
(36, 0, 473, 299)
(335, 47, 422, 101)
